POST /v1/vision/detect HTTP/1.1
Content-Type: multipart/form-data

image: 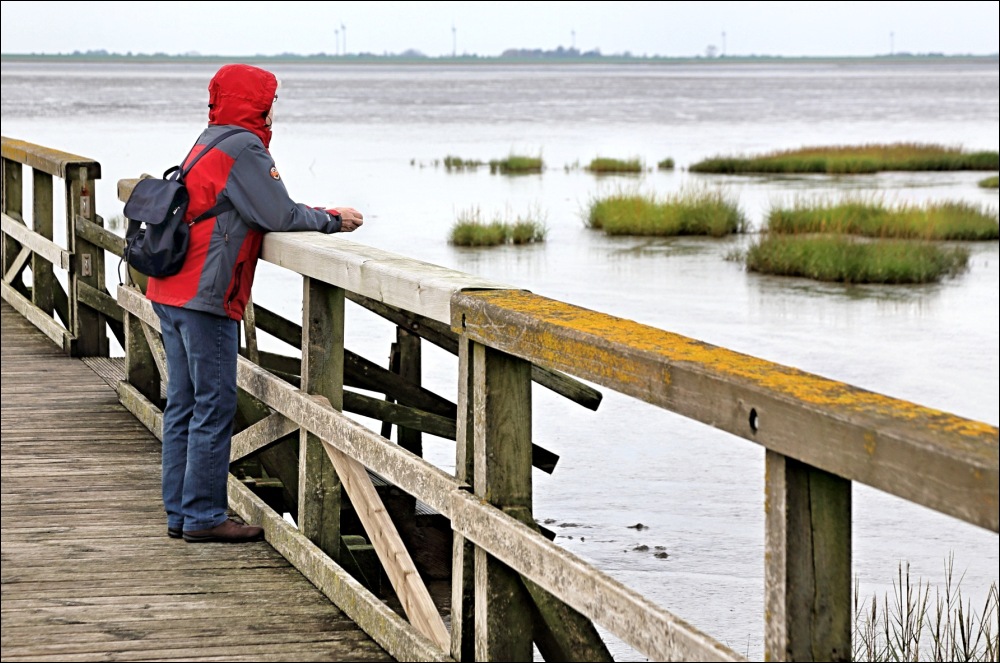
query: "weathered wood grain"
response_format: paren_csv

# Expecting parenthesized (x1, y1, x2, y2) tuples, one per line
(452, 289, 1000, 532)
(1, 300, 395, 663)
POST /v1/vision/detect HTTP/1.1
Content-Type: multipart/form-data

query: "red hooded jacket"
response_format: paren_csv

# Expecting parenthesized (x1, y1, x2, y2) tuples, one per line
(146, 64, 341, 320)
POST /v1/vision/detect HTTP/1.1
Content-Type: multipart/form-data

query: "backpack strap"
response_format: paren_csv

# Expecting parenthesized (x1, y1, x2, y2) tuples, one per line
(177, 128, 248, 224)
(168, 128, 248, 181)
(190, 198, 235, 225)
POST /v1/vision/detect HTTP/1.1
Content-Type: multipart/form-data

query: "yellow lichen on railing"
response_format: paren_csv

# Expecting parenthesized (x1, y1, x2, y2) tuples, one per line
(454, 289, 997, 442)
(453, 288, 998, 533)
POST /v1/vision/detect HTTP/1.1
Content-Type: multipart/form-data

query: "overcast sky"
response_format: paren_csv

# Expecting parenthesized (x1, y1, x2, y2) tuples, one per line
(1, 1, 997, 58)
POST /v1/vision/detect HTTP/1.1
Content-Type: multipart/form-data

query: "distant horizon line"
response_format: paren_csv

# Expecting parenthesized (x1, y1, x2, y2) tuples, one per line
(2, 49, 998, 63)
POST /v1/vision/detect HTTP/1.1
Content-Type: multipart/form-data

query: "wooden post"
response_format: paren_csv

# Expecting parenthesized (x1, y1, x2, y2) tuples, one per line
(473, 343, 534, 662)
(299, 276, 344, 560)
(396, 326, 423, 457)
(451, 335, 476, 662)
(31, 170, 55, 318)
(2, 158, 24, 293)
(122, 295, 161, 408)
(67, 165, 107, 357)
(765, 450, 852, 662)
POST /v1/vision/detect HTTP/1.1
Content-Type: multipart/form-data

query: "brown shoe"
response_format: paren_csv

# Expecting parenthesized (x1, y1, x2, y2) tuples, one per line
(183, 518, 264, 543)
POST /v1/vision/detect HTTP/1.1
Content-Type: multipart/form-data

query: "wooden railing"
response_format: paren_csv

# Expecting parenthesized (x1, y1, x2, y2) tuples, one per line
(3, 136, 997, 662)
(1, 137, 113, 355)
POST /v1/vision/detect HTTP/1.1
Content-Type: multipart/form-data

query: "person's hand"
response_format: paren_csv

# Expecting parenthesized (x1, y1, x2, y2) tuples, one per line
(328, 207, 363, 232)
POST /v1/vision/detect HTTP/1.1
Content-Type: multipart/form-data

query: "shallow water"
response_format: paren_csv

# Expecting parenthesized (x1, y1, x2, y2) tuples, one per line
(3, 59, 997, 660)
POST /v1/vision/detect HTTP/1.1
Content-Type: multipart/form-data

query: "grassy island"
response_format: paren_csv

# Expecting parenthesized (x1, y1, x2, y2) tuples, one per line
(690, 143, 999, 174)
(448, 207, 548, 246)
(729, 196, 996, 284)
(488, 154, 544, 174)
(767, 198, 999, 241)
(586, 187, 747, 237)
(585, 157, 644, 174)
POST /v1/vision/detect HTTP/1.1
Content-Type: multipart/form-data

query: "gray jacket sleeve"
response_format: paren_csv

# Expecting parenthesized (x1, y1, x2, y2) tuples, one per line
(224, 140, 342, 234)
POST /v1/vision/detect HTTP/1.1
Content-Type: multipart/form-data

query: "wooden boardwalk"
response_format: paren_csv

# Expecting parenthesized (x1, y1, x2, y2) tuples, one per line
(0, 300, 395, 662)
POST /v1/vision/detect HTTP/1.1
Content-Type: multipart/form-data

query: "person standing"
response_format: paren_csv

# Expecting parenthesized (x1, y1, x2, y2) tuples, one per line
(146, 63, 363, 543)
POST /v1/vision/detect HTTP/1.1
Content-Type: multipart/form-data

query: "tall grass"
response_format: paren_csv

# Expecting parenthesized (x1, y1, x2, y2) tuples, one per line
(853, 557, 999, 662)
(448, 206, 548, 246)
(489, 154, 544, 174)
(766, 196, 999, 241)
(979, 175, 999, 188)
(690, 142, 999, 174)
(585, 157, 643, 174)
(733, 235, 970, 284)
(586, 187, 748, 237)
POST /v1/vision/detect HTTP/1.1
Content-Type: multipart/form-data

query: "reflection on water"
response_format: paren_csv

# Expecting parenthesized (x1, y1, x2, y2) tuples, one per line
(2, 59, 997, 661)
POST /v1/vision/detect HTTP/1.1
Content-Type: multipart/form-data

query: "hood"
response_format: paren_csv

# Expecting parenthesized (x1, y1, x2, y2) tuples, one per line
(207, 64, 277, 148)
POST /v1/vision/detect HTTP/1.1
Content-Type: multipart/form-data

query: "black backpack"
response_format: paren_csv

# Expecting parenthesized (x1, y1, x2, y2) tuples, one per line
(122, 128, 245, 280)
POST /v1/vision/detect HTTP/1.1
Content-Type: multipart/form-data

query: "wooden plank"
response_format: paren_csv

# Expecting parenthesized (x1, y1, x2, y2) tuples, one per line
(116, 379, 163, 438)
(77, 281, 123, 323)
(231, 411, 299, 462)
(472, 344, 534, 661)
(447, 488, 744, 662)
(1, 211, 70, 270)
(3, 245, 31, 284)
(349, 291, 603, 411)
(2, 157, 24, 279)
(31, 169, 56, 318)
(299, 277, 344, 560)
(452, 289, 1000, 532)
(261, 231, 515, 324)
(123, 299, 160, 405)
(1, 136, 101, 181)
(68, 166, 108, 357)
(450, 336, 476, 661)
(243, 295, 261, 364)
(396, 327, 423, 456)
(501, 504, 613, 662)
(75, 215, 125, 257)
(764, 451, 852, 662)
(344, 390, 455, 440)
(228, 476, 453, 662)
(0, 299, 399, 663)
(317, 430, 450, 651)
(139, 316, 168, 381)
(253, 306, 459, 417)
(1, 280, 70, 349)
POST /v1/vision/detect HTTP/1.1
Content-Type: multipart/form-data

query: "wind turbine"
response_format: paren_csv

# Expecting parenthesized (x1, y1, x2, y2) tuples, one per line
(452, 23, 457, 57)
(341, 23, 347, 55)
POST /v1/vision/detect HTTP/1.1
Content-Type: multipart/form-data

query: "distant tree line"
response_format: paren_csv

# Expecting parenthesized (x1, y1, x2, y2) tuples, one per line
(4, 48, 996, 62)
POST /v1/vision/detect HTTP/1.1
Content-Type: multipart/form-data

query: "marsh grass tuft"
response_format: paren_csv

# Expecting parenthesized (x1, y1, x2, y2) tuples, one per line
(449, 206, 548, 246)
(443, 155, 485, 171)
(586, 186, 747, 237)
(657, 157, 675, 170)
(586, 157, 644, 174)
(979, 175, 999, 188)
(767, 195, 999, 241)
(489, 154, 544, 174)
(730, 234, 970, 284)
(690, 142, 1000, 174)
(853, 556, 999, 662)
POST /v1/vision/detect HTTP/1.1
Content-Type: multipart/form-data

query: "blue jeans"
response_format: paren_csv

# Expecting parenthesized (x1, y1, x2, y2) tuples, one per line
(153, 302, 239, 532)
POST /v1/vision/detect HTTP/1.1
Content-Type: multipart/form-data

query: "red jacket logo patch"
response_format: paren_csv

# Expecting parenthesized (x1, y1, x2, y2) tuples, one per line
(270, 166, 281, 180)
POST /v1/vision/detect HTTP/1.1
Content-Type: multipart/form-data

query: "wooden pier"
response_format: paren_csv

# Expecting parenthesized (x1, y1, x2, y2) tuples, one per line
(1, 300, 394, 662)
(2, 136, 997, 662)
